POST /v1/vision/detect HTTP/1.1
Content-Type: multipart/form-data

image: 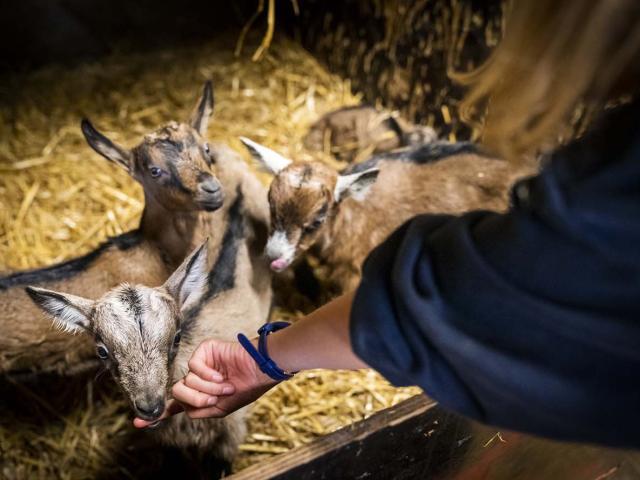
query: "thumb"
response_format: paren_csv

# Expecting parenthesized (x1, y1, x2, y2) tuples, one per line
(132, 399, 184, 429)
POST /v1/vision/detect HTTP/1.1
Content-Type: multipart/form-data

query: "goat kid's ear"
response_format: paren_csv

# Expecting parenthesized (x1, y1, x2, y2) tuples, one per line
(163, 240, 209, 313)
(81, 119, 133, 173)
(25, 286, 94, 334)
(239, 137, 292, 174)
(334, 168, 380, 202)
(189, 81, 214, 136)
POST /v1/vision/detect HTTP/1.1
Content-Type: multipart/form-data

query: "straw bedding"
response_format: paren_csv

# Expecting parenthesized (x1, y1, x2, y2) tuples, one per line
(0, 36, 421, 478)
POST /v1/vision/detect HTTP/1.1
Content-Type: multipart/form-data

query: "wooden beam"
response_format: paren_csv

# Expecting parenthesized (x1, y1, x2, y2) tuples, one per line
(229, 395, 441, 479)
(231, 393, 640, 480)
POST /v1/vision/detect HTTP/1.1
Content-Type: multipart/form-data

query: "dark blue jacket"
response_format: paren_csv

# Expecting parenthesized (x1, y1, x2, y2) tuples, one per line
(350, 100, 640, 448)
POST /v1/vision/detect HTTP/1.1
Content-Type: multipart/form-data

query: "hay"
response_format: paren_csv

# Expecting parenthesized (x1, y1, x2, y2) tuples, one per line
(0, 36, 351, 269)
(0, 36, 420, 478)
(235, 369, 420, 471)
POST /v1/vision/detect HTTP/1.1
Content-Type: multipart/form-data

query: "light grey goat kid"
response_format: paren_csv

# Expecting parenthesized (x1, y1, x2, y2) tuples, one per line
(27, 228, 267, 469)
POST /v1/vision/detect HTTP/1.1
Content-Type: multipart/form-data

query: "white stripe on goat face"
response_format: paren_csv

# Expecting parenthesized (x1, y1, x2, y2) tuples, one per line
(265, 230, 296, 264)
(96, 286, 174, 349)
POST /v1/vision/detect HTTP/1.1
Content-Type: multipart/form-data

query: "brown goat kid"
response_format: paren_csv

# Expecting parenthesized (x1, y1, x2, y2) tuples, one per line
(242, 138, 537, 293)
(27, 235, 267, 470)
(303, 105, 438, 162)
(0, 82, 270, 376)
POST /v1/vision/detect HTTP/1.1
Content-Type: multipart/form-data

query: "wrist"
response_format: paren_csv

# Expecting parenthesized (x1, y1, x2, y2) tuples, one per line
(249, 338, 280, 387)
(237, 322, 297, 383)
(262, 328, 298, 373)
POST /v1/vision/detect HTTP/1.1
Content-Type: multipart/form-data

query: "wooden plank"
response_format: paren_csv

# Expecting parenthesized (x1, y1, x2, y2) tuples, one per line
(231, 393, 640, 480)
(229, 395, 440, 479)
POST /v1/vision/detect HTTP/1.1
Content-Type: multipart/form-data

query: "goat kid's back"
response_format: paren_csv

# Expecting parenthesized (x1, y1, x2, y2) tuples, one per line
(303, 105, 437, 162)
(0, 236, 168, 374)
(331, 152, 535, 282)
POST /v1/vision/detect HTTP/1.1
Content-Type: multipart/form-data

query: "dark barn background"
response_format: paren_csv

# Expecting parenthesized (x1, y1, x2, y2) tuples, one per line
(0, 0, 502, 139)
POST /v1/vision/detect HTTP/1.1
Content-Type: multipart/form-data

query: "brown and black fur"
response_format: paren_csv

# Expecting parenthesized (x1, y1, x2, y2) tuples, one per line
(0, 82, 271, 376)
(303, 105, 438, 162)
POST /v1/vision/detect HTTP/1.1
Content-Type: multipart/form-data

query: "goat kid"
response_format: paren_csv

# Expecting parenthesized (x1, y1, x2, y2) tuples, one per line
(242, 138, 537, 293)
(303, 105, 438, 162)
(0, 82, 270, 376)
(26, 233, 266, 468)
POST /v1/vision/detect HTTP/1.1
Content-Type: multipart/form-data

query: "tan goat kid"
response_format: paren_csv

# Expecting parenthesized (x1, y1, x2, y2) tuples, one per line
(0, 82, 270, 376)
(303, 105, 438, 162)
(241, 138, 537, 293)
(27, 236, 265, 468)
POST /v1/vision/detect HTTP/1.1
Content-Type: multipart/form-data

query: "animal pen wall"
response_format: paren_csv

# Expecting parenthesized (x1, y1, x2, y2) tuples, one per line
(1, 1, 636, 479)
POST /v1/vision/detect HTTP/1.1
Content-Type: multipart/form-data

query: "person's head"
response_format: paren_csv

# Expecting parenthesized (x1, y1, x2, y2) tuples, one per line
(456, 0, 640, 159)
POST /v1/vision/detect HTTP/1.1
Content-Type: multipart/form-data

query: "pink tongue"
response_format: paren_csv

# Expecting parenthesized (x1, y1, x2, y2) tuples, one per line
(270, 259, 288, 271)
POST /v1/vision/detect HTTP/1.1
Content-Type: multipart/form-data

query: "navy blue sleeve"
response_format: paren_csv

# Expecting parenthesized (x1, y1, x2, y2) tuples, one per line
(350, 102, 640, 448)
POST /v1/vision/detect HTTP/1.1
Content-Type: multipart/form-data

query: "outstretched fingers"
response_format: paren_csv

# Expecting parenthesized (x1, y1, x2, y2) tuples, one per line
(172, 378, 219, 408)
(183, 372, 235, 396)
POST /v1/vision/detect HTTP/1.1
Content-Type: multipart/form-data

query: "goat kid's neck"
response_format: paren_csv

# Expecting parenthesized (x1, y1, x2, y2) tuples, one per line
(140, 193, 228, 271)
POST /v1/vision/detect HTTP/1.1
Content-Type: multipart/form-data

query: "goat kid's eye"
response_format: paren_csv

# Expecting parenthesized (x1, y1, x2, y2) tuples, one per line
(149, 166, 164, 178)
(173, 330, 182, 347)
(304, 218, 324, 234)
(203, 143, 215, 165)
(96, 345, 109, 360)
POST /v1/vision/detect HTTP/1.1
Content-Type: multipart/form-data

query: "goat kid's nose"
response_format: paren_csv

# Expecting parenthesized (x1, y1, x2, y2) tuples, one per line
(198, 179, 221, 194)
(135, 398, 165, 419)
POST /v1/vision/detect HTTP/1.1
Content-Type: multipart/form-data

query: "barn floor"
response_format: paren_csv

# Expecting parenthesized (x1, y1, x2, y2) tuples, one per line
(0, 36, 421, 478)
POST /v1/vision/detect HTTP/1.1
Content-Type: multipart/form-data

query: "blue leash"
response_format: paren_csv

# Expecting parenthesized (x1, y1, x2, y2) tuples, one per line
(237, 321, 296, 382)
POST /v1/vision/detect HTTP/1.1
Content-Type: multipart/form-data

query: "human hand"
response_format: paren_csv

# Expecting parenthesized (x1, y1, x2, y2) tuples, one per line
(133, 338, 277, 428)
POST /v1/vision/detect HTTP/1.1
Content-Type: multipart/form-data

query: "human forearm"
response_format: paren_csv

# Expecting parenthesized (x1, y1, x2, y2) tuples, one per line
(266, 291, 369, 372)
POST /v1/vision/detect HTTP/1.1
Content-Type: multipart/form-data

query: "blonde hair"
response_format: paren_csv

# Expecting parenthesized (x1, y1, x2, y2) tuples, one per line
(454, 0, 640, 160)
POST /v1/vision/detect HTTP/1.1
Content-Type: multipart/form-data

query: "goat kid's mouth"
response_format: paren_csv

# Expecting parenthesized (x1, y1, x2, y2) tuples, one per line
(134, 410, 164, 423)
(269, 257, 291, 272)
(133, 398, 166, 422)
(196, 191, 225, 211)
(265, 231, 296, 272)
(135, 411, 163, 423)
